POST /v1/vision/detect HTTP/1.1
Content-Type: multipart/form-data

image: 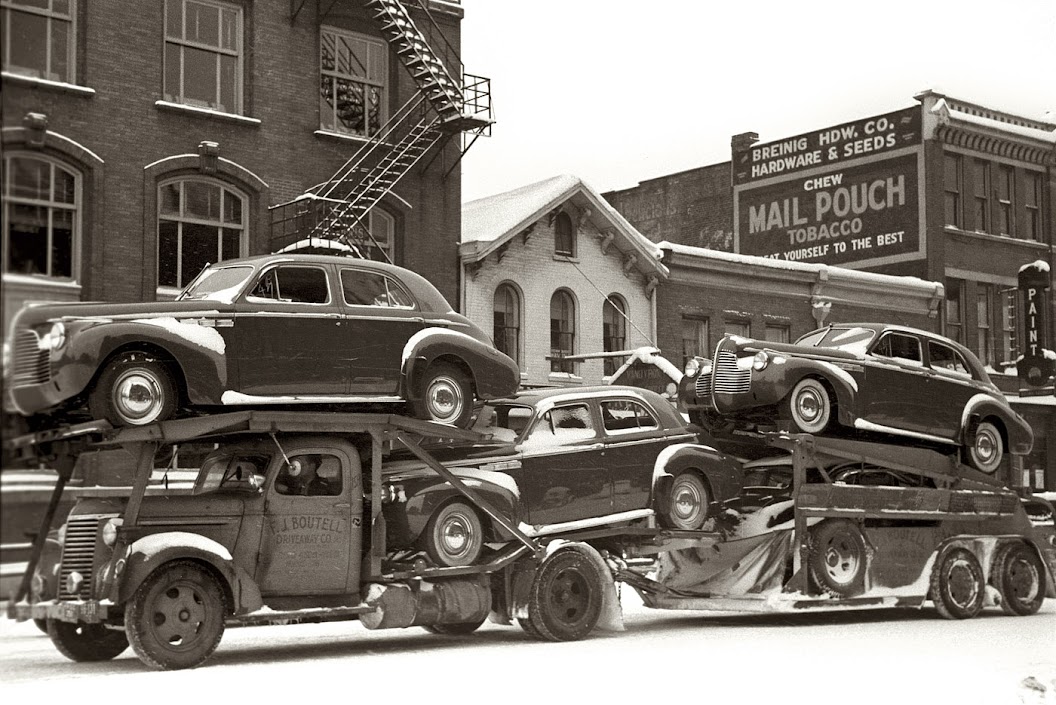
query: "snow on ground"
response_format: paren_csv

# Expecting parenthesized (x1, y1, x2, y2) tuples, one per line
(0, 592, 1053, 705)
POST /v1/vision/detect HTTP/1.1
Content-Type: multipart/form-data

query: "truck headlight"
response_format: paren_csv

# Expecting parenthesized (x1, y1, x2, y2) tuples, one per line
(684, 358, 701, 377)
(38, 322, 66, 351)
(102, 518, 124, 547)
(752, 351, 770, 371)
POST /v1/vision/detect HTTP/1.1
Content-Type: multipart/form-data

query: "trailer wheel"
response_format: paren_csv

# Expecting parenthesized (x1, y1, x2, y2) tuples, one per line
(787, 378, 832, 434)
(808, 519, 867, 597)
(658, 471, 709, 531)
(422, 615, 488, 635)
(411, 362, 473, 428)
(525, 549, 604, 642)
(423, 501, 484, 567)
(89, 353, 177, 427)
(47, 620, 129, 662)
(991, 542, 1045, 616)
(125, 560, 227, 670)
(930, 548, 985, 620)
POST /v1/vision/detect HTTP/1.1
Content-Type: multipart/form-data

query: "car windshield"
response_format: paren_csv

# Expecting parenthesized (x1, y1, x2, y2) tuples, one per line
(178, 265, 255, 303)
(193, 453, 269, 494)
(795, 326, 876, 354)
(470, 403, 534, 443)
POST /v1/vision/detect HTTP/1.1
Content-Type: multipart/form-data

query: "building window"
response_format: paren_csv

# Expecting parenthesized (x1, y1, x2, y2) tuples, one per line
(945, 278, 963, 343)
(976, 287, 992, 367)
(164, 0, 243, 114)
(1, 0, 74, 82)
(681, 316, 709, 366)
(550, 289, 576, 374)
(943, 154, 962, 228)
(1024, 171, 1042, 242)
(972, 160, 989, 233)
(320, 27, 387, 138)
(554, 212, 575, 256)
(724, 320, 750, 337)
(158, 178, 246, 289)
(361, 209, 394, 262)
(1000, 287, 1016, 367)
(602, 295, 627, 376)
(995, 165, 1014, 237)
(493, 283, 521, 366)
(764, 324, 790, 344)
(2, 154, 78, 280)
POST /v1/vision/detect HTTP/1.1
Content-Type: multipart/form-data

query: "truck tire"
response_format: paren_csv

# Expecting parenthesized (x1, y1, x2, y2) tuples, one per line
(47, 620, 129, 662)
(411, 362, 473, 428)
(525, 549, 604, 642)
(808, 519, 867, 597)
(990, 542, 1045, 616)
(89, 353, 177, 427)
(125, 560, 227, 670)
(422, 501, 484, 567)
(518, 616, 545, 640)
(658, 471, 709, 531)
(930, 548, 985, 620)
(786, 378, 832, 434)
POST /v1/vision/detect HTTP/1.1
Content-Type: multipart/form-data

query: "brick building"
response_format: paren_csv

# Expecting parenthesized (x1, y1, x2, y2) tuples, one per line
(1, 0, 488, 331)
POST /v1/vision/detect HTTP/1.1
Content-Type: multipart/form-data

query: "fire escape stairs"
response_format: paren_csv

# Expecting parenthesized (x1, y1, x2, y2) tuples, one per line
(269, 0, 493, 260)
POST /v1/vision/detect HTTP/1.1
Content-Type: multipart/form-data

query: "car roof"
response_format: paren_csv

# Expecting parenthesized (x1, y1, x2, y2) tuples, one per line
(496, 386, 685, 426)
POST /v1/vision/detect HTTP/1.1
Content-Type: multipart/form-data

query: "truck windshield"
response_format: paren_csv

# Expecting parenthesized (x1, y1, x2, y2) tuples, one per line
(194, 453, 270, 494)
(470, 403, 534, 443)
(178, 265, 255, 303)
(795, 326, 875, 355)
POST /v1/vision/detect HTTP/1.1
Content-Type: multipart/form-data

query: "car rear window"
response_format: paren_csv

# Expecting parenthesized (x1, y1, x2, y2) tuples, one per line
(341, 269, 415, 309)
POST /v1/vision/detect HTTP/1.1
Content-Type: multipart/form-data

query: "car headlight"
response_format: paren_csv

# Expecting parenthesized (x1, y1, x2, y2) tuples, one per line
(752, 351, 770, 371)
(102, 518, 124, 547)
(684, 358, 702, 377)
(38, 322, 66, 351)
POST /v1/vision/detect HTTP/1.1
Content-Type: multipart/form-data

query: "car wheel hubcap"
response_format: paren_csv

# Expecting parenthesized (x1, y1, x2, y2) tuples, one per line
(796, 389, 822, 422)
(823, 535, 860, 585)
(440, 514, 473, 557)
(947, 560, 978, 607)
(150, 584, 206, 648)
(427, 375, 463, 424)
(975, 431, 997, 462)
(673, 482, 702, 522)
(114, 370, 164, 423)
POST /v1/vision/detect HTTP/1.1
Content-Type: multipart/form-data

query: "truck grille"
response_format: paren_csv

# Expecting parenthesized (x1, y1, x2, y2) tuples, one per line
(712, 350, 752, 394)
(11, 328, 49, 388)
(694, 370, 712, 397)
(58, 516, 102, 600)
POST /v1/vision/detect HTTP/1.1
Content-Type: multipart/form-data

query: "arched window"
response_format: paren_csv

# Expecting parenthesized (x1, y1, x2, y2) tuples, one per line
(603, 295, 627, 376)
(493, 283, 521, 366)
(158, 178, 247, 288)
(550, 289, 576, 374)
(554, 211, 575, 256)
(2, 153, 79, 280)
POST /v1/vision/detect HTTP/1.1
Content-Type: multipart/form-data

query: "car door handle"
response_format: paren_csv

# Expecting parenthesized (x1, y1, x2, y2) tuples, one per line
(334, 502, 351, 509)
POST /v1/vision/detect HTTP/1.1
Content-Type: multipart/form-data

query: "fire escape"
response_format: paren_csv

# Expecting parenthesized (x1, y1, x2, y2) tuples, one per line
(271, 0, 492, 260)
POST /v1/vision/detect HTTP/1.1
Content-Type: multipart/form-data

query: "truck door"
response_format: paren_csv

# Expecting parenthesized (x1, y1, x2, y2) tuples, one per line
(257, 450, 354, 595)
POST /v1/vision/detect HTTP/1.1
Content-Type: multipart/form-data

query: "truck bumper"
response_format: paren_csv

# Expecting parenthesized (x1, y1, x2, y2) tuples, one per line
(7, 599, 111, 623)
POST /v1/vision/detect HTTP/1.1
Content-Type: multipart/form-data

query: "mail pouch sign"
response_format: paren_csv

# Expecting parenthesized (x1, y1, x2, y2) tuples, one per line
(734, 108, 922, 267)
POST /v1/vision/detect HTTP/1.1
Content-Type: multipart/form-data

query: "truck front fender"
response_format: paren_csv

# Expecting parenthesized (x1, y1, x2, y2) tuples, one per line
(114, 532, 262, 614)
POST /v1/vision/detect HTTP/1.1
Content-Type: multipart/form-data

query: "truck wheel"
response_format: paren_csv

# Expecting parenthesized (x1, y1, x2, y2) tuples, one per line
(125, 561, 227, 670)
(930, 548, 985, 620)
(47, 620, 129, 662)
(411, 362, 473, 428)
(658, 471, 709, 531)
(34, 618, 48, 634)
(808, 519, 867, 597)
(422, 616, 487, 635)
(786, 378, 831, 434)
(991, 542, 1045, 616)
(965, 421, 1003, 474)
(526, 549, 604, 642)
(89, 353, 177, 427)
(517, 616, 545, 640)
(423, 501, 484, 567)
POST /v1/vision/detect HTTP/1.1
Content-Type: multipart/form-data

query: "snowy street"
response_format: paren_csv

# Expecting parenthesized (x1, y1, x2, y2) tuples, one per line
(1, 592, 1053, 705)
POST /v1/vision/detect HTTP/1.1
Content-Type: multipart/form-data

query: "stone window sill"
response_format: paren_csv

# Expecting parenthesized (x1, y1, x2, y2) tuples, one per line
(155, 100, 261, 126)
(2, 71, 95, 97)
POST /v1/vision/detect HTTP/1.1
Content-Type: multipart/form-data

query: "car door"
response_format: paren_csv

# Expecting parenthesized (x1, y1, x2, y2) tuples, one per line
(515, 401, 610, 526)
(600, 397, 665, 514)
(339, 266, 424, 395)
(923, 340, 979, 440)
(231, 263, 349, 396)
(862, 331, 932, 434)
(256, 450, 354, 595)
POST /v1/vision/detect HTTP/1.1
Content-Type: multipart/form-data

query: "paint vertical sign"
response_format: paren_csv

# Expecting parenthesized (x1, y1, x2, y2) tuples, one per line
(1016, 260, 1053, 388)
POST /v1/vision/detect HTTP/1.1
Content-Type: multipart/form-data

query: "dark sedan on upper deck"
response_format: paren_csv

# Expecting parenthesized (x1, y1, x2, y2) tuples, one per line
(7, 254, 519, 428)
(679, 323, 1033, 474)
(380, 386, 743, 567)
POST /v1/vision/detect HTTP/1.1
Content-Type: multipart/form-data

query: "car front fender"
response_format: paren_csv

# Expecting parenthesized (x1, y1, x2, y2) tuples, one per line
(401, 327, 520, 400)
(962, 395, 1035, 455)
(400, 479, 521, 544)
(651, 443, 744, 507)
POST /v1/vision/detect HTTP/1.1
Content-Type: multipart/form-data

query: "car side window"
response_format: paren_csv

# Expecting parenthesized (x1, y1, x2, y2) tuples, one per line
(248, 266, 330, 304)
(274, 454, 343, 497)
(341, 269, 415, 309)
(523, 404, 596, 446)
(871, 333, 923, 366)
(601, 399, 659, 434)
(928, 341, 971, 376)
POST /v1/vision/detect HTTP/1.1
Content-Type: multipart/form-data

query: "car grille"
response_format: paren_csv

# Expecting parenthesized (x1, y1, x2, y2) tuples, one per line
(694, 370, 712, 397)
(11, 328, 49, 388)
(712, 350, 752, 394)
(58, 516, 102, 600)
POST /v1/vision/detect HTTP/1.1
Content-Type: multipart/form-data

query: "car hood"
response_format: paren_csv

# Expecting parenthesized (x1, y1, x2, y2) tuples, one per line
(69, 490, 249, 517)
(14, 300, 231, 328)
(723, 336, 863, 361)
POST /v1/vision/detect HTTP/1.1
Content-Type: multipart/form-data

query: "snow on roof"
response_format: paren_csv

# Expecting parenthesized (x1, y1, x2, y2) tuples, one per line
(931, 98, 1056, 144)
(1020, 259, 1051, 274)
(462, 174, 665, 274)
(659, 241, 942, 293)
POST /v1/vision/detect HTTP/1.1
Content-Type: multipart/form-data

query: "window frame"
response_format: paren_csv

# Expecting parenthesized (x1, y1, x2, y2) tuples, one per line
(927, 340, 972, 380)
(871, 332, 924, 367)
(550, 288, 576, 374)
(681, 316, 709, 365)
(972, 159, 989, 233)
(600, 399, 659, 436)
(246, 264, 332, 306)
(319, 25, 389, 139)
(943, 153, 962, 228)
(1024, 170, 1042, 242)
(602, 294, 627, 376)
(1, 0, 76, 83)
(995, 165, 1014, 237)
(944, 278, 963, 343)
(339, 267, 416, 309)
(2, 152, 81, 282)
(163, 0, 244, 115)
(493, 282, 522, 366)
(554, 211, 575, 257)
